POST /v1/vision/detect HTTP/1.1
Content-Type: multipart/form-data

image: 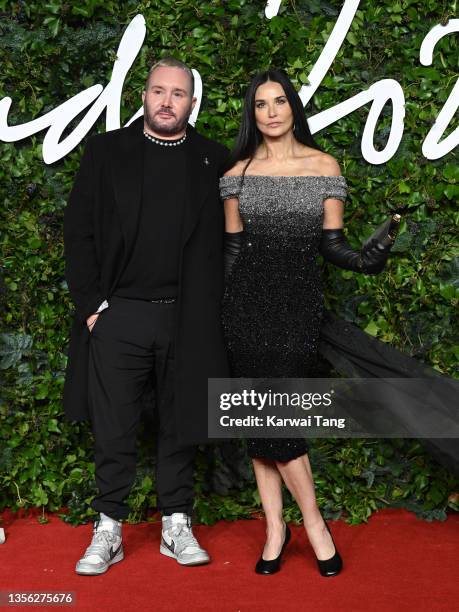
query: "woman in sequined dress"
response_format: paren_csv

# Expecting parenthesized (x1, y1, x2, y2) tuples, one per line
(219, 70, 391, 575)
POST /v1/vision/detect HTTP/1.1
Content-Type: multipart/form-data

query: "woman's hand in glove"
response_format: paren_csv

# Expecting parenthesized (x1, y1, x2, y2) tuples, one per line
(224, 231, 244, 281)
(360, 237, 392, 274)
(319, 228, 391, 275)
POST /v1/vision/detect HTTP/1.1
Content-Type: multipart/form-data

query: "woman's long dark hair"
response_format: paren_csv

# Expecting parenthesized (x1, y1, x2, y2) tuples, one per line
(225, 69, 323, 176)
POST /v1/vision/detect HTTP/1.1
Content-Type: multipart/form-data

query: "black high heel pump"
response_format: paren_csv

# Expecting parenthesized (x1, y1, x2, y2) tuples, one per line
(316, 519, 343, 577)
(255, 523, 291, 575)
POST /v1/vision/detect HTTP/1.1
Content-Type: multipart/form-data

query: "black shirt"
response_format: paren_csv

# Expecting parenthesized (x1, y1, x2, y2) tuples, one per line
(114, 132, 188, 300)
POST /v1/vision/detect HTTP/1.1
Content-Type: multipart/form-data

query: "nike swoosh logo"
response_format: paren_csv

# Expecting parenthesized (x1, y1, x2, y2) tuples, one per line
(109, 544, 121, 560)
(162, 537, 175, 553)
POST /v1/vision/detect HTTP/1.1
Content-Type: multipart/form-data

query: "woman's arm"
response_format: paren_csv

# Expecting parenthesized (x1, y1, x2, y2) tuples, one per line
(222, 166, 245, 280)
(320, 155, 345, 229)
(224, 197, 243, 233)
(223, 198, 244, 280)
(222, 162, 246, 233)
(319, 158, 391, 274)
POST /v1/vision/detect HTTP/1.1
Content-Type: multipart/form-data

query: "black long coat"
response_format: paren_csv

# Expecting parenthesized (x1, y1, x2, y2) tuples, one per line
(62, 115, 230, 445)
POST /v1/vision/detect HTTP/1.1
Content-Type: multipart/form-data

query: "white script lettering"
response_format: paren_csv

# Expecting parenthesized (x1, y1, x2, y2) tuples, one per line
(0, 4, 456, 164)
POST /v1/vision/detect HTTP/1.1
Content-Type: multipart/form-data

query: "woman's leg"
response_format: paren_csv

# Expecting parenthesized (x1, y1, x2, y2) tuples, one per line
(252, 457, 286, 560)
(276, 453, 336, 560)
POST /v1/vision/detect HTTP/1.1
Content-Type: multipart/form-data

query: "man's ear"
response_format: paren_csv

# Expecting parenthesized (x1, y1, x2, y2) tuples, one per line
(142, 91, 146, 104)
(191, 96, 197, 110)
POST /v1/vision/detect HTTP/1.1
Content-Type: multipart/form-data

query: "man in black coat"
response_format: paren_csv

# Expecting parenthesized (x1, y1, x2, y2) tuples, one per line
(63, 57, 229, 575)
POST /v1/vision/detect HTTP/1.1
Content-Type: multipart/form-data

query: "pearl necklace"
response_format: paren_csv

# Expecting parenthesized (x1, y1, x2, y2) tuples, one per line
(143, 131, 187, 146)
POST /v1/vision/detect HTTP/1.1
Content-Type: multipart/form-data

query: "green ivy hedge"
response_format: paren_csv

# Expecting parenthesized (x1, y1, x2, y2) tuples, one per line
(0, 0, 458, 526)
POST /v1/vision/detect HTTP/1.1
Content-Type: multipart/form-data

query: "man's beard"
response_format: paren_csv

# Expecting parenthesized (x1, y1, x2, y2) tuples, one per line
(144, 102, 191, 136)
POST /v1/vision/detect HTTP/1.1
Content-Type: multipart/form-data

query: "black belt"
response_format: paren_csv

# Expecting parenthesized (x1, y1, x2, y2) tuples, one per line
(148, 297, 176, 304)
(113, 295, 177, 304)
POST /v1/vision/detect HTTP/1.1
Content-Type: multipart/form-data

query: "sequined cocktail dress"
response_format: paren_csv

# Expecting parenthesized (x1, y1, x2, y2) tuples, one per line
(219, 174, 348, 462)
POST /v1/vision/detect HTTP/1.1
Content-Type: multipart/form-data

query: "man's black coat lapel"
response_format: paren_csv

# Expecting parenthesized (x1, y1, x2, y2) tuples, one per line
(110, 116, 145, 265)
(182, 126, 213, 245)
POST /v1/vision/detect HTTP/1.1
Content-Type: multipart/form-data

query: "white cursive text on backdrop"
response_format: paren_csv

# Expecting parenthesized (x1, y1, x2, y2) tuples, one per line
(0, 1, 457, 164)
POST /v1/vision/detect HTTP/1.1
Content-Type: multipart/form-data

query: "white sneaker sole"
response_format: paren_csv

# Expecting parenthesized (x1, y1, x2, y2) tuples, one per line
(75, 548, 124, 576)
(160, 544, 210, 566)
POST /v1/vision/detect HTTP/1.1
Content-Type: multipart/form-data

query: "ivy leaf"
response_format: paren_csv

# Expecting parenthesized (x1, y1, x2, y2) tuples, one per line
(398, 181, 410, 193)
(390, 232, 412, 253)
(43, 16, 61, 38)
(47, 419, 61, 434)
(0, 333, 33, 369)
(442, 164, 458, 181)
(347, 31, 358, 46)
(33, 485, 49, 506)
(364, 321, 378, 336)
(444, 184, 459, 200)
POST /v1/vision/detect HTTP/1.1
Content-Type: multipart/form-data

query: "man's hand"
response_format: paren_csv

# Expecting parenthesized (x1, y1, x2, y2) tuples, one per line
(86, 313, 100, 332)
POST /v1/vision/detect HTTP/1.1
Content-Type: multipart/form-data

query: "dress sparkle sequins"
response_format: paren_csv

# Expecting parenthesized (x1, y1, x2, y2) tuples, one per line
(219, 174, 348, 462)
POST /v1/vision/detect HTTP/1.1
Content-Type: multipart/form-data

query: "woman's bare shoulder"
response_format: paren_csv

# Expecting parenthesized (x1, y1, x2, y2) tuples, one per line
(315, 152, 342, 176)
(298, 147, 342, 176)
(223, 159, 249, 177)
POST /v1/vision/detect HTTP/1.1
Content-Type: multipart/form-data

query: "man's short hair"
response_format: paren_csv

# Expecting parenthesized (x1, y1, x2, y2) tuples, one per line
(145, 57, 194, 96)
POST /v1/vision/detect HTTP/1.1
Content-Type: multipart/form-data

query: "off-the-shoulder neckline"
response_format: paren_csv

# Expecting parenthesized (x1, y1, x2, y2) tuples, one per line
(220, 175, 346, 179)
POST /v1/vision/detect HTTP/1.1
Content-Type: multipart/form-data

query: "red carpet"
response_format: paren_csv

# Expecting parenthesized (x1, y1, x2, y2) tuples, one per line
(0, 508, 457, 612)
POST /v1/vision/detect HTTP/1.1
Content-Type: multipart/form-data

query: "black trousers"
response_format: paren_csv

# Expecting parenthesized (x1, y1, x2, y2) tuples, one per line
(87, 295, 196, 521)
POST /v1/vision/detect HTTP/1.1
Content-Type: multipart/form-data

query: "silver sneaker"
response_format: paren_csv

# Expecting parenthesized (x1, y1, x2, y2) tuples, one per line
(160, 513, 210, 566)
(75, 513, 124, 575)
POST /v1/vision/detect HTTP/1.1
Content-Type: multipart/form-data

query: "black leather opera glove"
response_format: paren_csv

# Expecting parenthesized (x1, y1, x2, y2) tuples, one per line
(319, 228, 391, 275)
(224, 231, 244, 281)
